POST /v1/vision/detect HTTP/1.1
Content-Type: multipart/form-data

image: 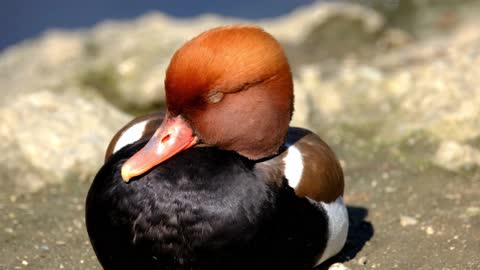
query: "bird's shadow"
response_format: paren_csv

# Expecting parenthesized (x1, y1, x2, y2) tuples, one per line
(314, 206, 374, 270)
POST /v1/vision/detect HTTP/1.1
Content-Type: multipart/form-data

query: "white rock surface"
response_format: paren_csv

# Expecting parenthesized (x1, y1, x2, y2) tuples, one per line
(0, 91, 129, 193)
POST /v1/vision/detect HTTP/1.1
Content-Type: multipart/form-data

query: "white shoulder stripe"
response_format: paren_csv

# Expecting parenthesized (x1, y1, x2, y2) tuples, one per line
(283, 145, 304, 189)
(315, 196, 349, 265)
(113, 120, 148, 154)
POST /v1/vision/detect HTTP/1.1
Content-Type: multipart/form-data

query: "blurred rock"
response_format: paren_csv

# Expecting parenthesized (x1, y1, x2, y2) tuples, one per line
(433, 141, 480, 171)
(292, 24, 480, 172)
(0, 1, 396, 114)
(0, 31, 85, 107)
(368, 0, 480, 38)
(0, 0, 479, 194)
(0, 91, 129, 193)
(294, 2, 386, 62)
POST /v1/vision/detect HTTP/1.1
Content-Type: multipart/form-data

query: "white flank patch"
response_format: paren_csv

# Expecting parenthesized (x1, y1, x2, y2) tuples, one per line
(315, 196, 349, 265)
(283, 146, 304, 189)
(113, 120, 148, 154)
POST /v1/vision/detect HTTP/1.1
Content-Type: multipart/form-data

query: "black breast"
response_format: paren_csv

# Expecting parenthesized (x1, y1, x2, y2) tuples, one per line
(86, 141, 328, 270)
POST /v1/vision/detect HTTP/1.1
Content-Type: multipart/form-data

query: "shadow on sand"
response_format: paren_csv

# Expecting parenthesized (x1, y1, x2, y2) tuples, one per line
(314, 206, 374, 270)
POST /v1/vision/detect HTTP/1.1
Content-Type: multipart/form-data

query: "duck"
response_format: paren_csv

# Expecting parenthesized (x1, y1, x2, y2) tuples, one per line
(86, 25, 348, 270)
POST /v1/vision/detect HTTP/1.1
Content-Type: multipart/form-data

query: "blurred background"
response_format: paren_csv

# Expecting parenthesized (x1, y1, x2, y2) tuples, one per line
(1, 1, 479, 269)
(1, 0, 318, 50)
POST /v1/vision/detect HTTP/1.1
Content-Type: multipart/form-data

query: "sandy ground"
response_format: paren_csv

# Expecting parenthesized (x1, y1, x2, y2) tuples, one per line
(1, 130, 479, 270)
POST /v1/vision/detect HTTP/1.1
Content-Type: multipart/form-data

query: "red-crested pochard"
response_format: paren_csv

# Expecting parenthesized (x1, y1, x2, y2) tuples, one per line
(86, 25, 348, 270)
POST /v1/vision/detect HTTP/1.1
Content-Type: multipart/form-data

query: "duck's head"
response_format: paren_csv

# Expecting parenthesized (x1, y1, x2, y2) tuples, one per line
(121, 25, 293, 182)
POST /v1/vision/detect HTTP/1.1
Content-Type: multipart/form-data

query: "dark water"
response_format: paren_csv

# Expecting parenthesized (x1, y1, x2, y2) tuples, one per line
(0, 0, 314, 51)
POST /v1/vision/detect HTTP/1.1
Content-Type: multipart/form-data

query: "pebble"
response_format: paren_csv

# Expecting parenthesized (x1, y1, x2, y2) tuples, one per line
(328, 262, 351, 270)
(466, 206, 480, 216)
(358, 256, 368, 265)
(21, 260, 28, 266)
(426, 226, 435, 235)
(385, 186, 396, 193)
(400, 215, 418, 227)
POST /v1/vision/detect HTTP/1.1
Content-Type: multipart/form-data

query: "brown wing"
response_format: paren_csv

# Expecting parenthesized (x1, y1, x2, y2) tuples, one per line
(256, 127, 344, 203)
(104, 111, 165, 161)
(286, 127, 344, 203)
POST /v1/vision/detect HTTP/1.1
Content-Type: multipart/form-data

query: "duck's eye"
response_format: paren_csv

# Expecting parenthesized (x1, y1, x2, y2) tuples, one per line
(207, 91, 224, 104)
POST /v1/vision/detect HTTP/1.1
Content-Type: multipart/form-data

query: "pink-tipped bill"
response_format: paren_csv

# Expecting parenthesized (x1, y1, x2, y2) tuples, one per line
(121, 115, 198, 182)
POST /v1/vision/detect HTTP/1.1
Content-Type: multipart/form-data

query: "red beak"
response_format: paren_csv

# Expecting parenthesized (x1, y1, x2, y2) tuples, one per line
(121, 114, 198, 182)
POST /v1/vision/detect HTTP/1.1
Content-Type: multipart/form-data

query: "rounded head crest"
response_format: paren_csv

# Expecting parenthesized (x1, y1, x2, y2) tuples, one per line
(164, 25, 294, 159)
(166, 26, 292, 114)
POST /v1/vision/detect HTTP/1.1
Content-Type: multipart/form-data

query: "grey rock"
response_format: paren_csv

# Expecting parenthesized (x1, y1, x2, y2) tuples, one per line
(0, 1, 396, 194)
(0, 91, 129, 193)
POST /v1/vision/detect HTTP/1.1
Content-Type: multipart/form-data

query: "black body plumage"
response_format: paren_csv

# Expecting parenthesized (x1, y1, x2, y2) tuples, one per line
(86, 140, 328, 270)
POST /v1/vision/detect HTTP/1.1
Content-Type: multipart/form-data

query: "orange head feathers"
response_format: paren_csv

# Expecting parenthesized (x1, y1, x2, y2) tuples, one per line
(165, 25, 293, 115)
(121, 25, 293, 181)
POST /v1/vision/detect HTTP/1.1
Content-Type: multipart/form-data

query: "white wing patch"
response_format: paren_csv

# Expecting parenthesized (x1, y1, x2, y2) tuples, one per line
(113, 120, 148, 154)
(315, 196, 349, 265)
(283, 145, 304, 189)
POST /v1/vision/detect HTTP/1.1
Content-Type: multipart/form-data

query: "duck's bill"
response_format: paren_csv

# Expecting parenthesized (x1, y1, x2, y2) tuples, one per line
(121, 115, 198, 182)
